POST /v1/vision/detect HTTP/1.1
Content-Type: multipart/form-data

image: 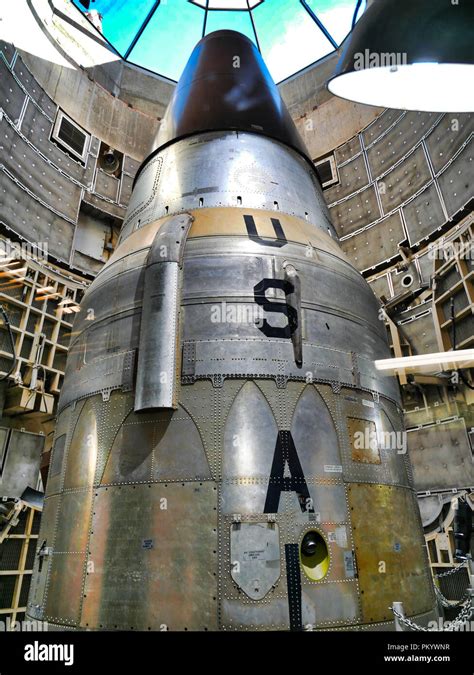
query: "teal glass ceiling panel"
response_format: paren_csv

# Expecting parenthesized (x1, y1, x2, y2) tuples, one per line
(72, 0, 364, 83)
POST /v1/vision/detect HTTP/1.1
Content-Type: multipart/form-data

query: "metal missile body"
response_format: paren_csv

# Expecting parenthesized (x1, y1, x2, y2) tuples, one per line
(28, 31, 436, 631)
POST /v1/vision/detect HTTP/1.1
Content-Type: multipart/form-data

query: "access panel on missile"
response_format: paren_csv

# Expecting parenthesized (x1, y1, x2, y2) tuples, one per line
(28, 30, 436, 631)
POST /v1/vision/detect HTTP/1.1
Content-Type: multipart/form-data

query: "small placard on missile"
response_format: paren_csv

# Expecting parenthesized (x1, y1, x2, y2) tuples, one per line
(344, 551, 356, 578)
(324, 464, 343, 473)
(362, 399, 375, 408)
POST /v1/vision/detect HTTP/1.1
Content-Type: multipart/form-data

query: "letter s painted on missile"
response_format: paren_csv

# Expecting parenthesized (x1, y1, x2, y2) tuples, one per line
(253, 279, 298, 339)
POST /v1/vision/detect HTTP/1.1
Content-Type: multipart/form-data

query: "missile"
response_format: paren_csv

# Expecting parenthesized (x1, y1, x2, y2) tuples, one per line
(28, 30, 436, 631)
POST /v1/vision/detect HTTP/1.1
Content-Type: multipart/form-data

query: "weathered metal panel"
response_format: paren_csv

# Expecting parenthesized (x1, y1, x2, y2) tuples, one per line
(367, 112, 439, 178)
(378, 145, 431, 213)
(1, 115, 82, 220)
(81, 483, 218, 630)
(341, 211, 406, 271)
(348, 483, 434, 622)
(325, 155, 369, 202)
(407, 419, 474, 491)
(0, 169, 75, 262)
(437, 140, 473, 217)
(403, 182, 446, 246)
(0, 429, 44, 498)
(0, 56, 27, 123)
(329, 184, 380, 237)
(94, 168, 119, 202)
(362, 109, 404, 148)
(334, 135, 362, 165)
(426, 113, 474, 173)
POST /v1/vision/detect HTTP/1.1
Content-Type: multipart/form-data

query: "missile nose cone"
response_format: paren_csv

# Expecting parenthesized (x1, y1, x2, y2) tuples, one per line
(149, 29, 311, 162)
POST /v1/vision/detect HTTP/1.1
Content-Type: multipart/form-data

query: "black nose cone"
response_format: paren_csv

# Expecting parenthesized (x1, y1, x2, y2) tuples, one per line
(148, 30, 310, 162)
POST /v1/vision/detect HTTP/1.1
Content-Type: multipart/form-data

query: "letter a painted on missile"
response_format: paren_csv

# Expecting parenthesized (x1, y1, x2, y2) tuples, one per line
(264, 431, 313, 514)
(244, 215, 288, 247)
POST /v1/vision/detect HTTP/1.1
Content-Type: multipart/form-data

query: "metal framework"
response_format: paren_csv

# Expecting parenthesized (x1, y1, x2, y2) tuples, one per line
(0, 507, 40, 626)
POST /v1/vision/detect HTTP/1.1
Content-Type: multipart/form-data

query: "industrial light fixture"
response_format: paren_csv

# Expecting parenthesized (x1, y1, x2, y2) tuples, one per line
(375, 349, 474, 374)
(328, 0, 474, 112)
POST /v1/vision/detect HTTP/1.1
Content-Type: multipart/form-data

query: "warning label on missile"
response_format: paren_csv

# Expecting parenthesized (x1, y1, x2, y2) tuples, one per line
(324, 464, 343, 473)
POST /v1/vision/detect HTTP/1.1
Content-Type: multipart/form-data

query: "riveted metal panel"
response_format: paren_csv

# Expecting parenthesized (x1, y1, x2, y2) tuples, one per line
(340, 391, 408, 486)
(362, 110, 404, 148)
(0, 170, 75, 262)
(63, 398, 99, 490)
(324, 155, 369, 203)
(348, 483, 434, 622)
(122, 155, 140, 177)
(341, 211, 406, 271)
(59, 349, 136, 412)
(290, 385, 341, 477)
(46, 406, 72, 498)
(221, 598, 290, 631)
(335, 135, 362, 165)
(1, 40, 16, 66)
(437, 140, 473, 217)
(151, 406, 212, 482)
(81, 483, 218, 630)
(54, 489, 93, 554)
(397, 309, 439, 355)
(183, 255, 268, 299)
(13, 56, 56, 119)
(101, 410, 154, 484)
(368, 273, 391, 300)
(0, 429, 44, 498)
(301, 581, 360, 628)
(230, 522, 281, 599)
(348, 418, 380, 464)
(94, 169, 119, 202)
(181, 378, 225, 479)
(220, 480, 272, 515)
(403, 182, 445, 245)
(379, 145, 431, 213)
(82, 191, 126, 219)
(426, 113, 474, 173)
(44, 553, 86, 626)
(256, 379, 305, 430)
(121, 132, 335, 240)
(367, 112, 439, 178)
(1, 115, 82, 220)
(0, 57, 26, 123)
(185, 339, 355, 385)
(27, 494, 60, 619)
(330, 185, 380, 237)
(20, 95, 97, 185)
(223, 381, 278, 481)
(49, 435, 66, 480)
(407, 419, 474, 491)
(119, 172, 133, 205)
